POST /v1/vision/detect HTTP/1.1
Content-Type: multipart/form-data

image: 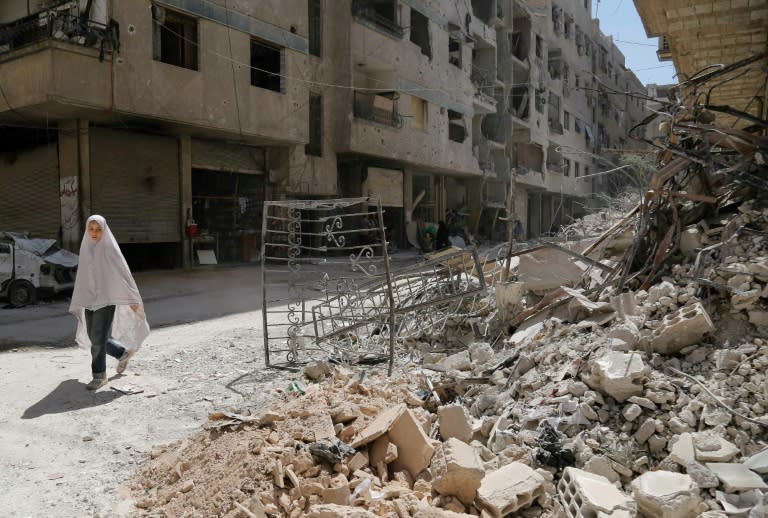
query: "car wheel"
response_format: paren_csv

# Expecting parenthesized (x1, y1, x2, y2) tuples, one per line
(8, 280, 36, 308)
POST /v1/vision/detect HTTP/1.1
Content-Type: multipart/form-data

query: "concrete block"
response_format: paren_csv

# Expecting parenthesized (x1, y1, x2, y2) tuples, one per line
(583, 455, 620, 484)
(438, 350, 472, 371)
(692, 433, 739, 463)
(748, 310, 768, 327)
(558, 467, 636, 518)
(706, 463, 768, 492)
(670, 433, 696, 467)
(496, 281, 525, 321)
(476, 461, 545, 517)
(322, 484, 351, 506)
(438, 404, 473, 443)
(685, 462, 719, 489)
(744, 447, 768, 474)
(651, 302, 714, 354)
(469, 342, 495, 365)
(350, 404, 434, 479)
(631, 471, 701, 518)
(387, 408, 435, 479)
(431, 438, 485, 505)
(585, 352, 646, 402)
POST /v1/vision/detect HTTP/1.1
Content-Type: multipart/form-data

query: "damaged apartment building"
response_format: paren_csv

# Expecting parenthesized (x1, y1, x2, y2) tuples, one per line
(0, 0, 649, 269)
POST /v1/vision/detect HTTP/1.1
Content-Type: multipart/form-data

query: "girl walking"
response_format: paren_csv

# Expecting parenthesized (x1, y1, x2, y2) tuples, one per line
(69, 215, 150, 390)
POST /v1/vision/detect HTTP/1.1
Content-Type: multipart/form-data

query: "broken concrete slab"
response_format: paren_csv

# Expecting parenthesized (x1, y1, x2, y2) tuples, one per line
(584, 351, 646, 402)
(692, 433, 739, 463)
(476, 461, 545, 517)
(309, 504, 378, 518)
(387, 408, 436, 479)
(431, 438, 485, 505)
(631, 471, 701, 518)
(706, 462, 768, 492)
(351, 404, 406, 448)
(743, 447, 768, 474)
(558, 467, 636, 518)
(651, 302, 714, 354)
(437, 404, 473, 444)
(670, 433, 696, 467)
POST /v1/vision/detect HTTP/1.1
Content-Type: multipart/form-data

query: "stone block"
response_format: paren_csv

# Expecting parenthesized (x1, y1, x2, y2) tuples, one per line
(670, 433, 696, 467)
(322, 484, 351, 506)
(558, 467, 636, 518)
(583, 455, 620, 483)
(431, 438, 485, 505)
(692, 433, 739, 463)
(748, 310, 768, 327)
(631, 471, 701, 518)
(706, 463, 768, 492)
(476, 462, 545, 517)
(633, 419, 656, 445)
(651, 302, 714, 354)
(438, 350, 472, 371)
(744, 447, 768, 474)
(585, 352, 646, 402)
(686, 462, 719, 489)
(350, 404, 434, 479)
(438, 404, 473, 443)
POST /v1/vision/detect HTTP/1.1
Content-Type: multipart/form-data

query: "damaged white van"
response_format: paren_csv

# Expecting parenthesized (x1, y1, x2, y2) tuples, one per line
(0, 232, 78, 308)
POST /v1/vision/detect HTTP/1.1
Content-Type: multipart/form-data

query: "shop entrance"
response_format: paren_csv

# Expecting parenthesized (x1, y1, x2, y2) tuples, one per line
(191, 169, 265, 264)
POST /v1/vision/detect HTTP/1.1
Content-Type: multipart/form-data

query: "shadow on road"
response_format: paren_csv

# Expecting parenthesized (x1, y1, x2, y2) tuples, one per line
(21, 379, 124, 419)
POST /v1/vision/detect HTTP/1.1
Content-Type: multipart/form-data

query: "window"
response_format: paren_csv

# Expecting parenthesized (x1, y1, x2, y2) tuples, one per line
(354, 90, 402, 127)
(410, 9, 431, 58)
(410, 96, 427, 130)
(584, 166, 589, 179)
(447, 110, 466, 142)
(575, 117, 582, 133)
(563, 158, 570, 177)
(308, 0, 322, 57)
(535, 35, 543, 59)
(563, 110, 570, 130)
(251, 39, 283, 92)
(449, 36, 462, 68)
(153, 7, 198, 70)
(352, 0, 404, 38)
(548, 92, 562, 133)
(306, 94, 322, 156)
(575, 162, 580, 178)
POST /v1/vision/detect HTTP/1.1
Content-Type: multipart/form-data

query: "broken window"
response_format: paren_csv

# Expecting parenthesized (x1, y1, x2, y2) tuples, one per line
(509, 32, 526, 61)
(409, 8, 430, 58)
(447, 110, 466, 142)
(449, 36, 462, 68)
(563, 110, 570, 131)
(251, 39, 283, 92)
(574, 117, 582, 133)
(564, 13, 574, 39)
(563, 158, 570, 177)
(351, 0, 403, 38)
(353, 90, 402, 127)
(153, 7, 198, 70)
(548, 92, 562, 133)
(547, 49, 561, 79)
(471, 0, 494, 25)
(562, 62, 570, 96)
(305, 94, 323, 156)
(535, 34, 543, 59)
(308, 0, 322, 57)
(509, 86, 530, 120)
(551, 5, 562, 35)
(547, 144, 562, 173)
(535, 88, 546, 114)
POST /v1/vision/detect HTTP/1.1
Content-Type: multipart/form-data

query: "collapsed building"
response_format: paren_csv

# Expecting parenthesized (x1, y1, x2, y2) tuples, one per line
(126, 51, 768, 516)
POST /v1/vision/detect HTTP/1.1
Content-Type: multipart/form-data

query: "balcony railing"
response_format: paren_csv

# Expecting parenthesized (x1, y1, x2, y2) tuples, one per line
(0, 3, 114, 57)
(351, 0, 405, 39)
(353, 91, 403, 128)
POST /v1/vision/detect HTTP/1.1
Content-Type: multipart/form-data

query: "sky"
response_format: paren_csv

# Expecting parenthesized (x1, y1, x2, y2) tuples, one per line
(592, 0, 677, 86)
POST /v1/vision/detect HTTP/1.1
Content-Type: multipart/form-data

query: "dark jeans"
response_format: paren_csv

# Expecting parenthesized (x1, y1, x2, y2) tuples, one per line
(85, 305, 126, 377)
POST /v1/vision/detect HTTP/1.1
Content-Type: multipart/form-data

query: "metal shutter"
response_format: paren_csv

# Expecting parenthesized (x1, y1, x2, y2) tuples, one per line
(0, 144, 60, 238)
(90, 128, 180, 243)
(191, 139, 265, 174)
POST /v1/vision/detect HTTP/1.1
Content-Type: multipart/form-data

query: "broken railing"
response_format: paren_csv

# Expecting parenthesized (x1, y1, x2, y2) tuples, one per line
(261, 198, 487, 374)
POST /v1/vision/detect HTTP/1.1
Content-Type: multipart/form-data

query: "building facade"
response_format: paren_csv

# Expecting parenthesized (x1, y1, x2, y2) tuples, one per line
(0, 0, 649, 269)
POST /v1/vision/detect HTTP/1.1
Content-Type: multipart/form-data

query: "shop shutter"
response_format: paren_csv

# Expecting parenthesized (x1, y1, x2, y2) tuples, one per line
(0, 144, 60, 238)
(191, 139, 265, 174)
(90, 128, 179, 243)
(363, 167, 403, 207)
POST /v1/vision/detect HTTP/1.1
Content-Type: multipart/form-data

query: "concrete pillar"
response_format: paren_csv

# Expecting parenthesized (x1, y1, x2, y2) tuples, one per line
(179, 135, 192, 269)
(77, 119, 91, 223)
(403, 169, 413, 223)
(58, 120, 80, 251)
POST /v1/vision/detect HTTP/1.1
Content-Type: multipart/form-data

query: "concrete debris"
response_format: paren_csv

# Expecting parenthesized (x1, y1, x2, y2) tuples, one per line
(129, 69, 768, 516)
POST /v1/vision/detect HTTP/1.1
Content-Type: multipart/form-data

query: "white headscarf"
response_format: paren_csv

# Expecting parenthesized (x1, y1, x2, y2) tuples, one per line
(69, 215, 150, 351)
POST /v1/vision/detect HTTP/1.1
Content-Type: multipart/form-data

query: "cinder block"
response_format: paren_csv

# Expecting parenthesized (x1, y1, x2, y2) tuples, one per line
(651, 302, 714, 354)
(476, 461, 544, 517)
(558, 467, 637, 518)
(585, 352, 646, 402)
(431, 438, 485, 505)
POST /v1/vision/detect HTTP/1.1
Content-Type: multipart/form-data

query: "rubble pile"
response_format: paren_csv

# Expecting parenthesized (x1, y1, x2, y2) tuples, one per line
(128, 55, 768, 517)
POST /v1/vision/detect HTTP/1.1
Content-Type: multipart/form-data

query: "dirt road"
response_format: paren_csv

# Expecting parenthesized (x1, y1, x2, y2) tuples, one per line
(0, 266, 296, 517)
